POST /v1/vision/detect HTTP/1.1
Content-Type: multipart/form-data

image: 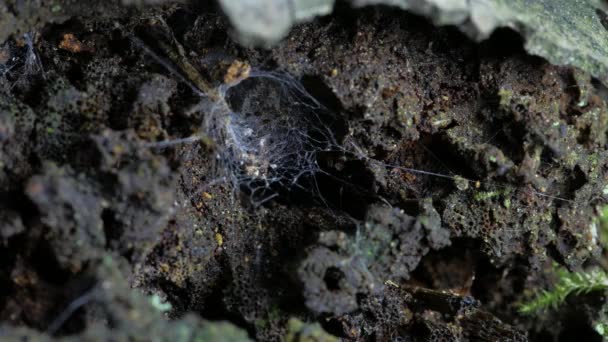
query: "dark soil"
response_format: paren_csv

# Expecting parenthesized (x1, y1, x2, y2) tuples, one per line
(1, 1, 607, 341)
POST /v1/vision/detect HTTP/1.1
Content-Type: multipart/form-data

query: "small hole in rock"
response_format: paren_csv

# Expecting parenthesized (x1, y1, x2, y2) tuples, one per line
(323, 266, 345, 291)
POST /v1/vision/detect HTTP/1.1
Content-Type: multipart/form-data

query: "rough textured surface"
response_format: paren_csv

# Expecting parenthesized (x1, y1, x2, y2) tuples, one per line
(0, 1, 606, 341)
(0, 256, 252, 342)
(220, 0, 608, 85)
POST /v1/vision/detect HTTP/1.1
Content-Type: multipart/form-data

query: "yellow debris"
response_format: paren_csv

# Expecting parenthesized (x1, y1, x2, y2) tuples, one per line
(385, 279, 400, 288)
(224, 60, 251, 85)
(215, 233, 224, 247)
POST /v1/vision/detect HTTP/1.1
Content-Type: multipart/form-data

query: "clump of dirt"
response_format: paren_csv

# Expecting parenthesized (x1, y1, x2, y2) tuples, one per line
(0, 1, 607, 341)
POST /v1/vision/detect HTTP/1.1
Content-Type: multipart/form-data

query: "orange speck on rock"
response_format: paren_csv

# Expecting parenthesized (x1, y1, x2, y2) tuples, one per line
(159, 263, 170, 273)
(59, 33, 90, 53)
(25, 181, 43, 196)
(401, 171, 417, 183)
(224, 60, 251, 85)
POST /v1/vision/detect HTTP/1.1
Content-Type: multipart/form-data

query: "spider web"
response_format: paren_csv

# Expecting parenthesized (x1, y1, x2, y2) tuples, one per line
(211, 69, 339, 206)
(0, 33, 45, 91)
(135, 38, 577, 208)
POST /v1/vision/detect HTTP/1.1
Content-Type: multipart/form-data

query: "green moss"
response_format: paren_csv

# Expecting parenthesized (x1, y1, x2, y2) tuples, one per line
(519, 264, 608, 315)
(599, 205, 608, 247)
(452, 175, 469, 191)
(474, 190, 501, 202)
(498, 88, 514, 107)
(254, 318, 268, 330)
